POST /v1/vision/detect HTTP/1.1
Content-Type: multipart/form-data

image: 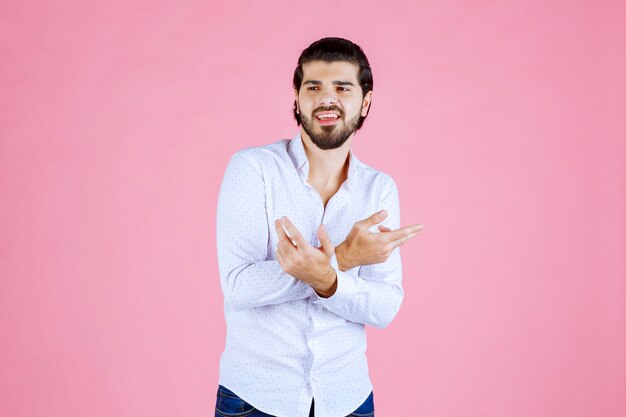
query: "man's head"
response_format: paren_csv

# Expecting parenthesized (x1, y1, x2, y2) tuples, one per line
(292, 37, 373, 150)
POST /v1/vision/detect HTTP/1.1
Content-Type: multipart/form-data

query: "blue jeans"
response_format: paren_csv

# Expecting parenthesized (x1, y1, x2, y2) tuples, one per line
(214, 384, 375, 417)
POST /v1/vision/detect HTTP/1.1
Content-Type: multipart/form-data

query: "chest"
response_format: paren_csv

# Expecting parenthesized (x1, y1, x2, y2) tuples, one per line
(315, 187, 337, 209)
(264, 177, 382, 258)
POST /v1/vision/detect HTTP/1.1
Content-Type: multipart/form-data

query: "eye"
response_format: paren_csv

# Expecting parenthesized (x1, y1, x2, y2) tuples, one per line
(307, 86, 318, 91)
(338, 87, 350, 92)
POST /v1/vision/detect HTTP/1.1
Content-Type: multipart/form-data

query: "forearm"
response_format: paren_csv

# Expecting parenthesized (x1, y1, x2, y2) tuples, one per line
(216, 152, 315, 311)
(310, 252, 404, 329)
(219, 259, 315, 311)
(313, 176, 406, 328)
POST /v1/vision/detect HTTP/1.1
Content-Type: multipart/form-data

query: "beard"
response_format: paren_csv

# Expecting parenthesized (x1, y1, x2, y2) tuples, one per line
(300, 107, 363, 150)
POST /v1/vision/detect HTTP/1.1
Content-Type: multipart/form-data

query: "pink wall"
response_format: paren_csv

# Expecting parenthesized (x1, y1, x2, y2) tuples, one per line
(1, 1, 624, 416)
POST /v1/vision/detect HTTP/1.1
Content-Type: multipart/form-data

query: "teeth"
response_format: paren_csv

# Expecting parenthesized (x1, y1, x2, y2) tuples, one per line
(317, 114, 338, 119)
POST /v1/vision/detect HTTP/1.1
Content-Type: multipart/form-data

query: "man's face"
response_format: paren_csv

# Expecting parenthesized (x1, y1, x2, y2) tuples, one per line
(295, 61, 372, 150)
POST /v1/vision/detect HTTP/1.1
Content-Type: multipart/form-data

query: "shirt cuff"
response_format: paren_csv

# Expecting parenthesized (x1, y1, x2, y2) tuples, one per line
(311, 252, 359, 305)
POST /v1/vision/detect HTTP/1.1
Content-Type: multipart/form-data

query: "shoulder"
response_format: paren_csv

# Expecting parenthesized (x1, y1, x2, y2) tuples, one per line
(227, 138, 291, 175)
(355, 158, 398, 196)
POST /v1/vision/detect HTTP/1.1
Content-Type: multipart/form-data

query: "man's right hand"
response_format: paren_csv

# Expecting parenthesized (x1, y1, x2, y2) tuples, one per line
(335, 210, 424, 272)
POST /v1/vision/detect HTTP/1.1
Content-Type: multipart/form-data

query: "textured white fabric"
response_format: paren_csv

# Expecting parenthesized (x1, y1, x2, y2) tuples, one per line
(215, 131, 404, 417)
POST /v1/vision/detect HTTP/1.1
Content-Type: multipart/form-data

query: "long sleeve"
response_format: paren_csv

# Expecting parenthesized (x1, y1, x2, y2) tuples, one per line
(311, 178, 404, 329)
(216, 151, 314, 311)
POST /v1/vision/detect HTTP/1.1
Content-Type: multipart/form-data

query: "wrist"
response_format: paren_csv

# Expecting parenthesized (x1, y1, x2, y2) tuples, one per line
(335, 243, 351, 272)
(314, 268, 338, 298)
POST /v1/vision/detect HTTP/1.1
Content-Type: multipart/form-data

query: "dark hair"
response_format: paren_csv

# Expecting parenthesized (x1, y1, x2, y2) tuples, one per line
(292, 37, 373, 129)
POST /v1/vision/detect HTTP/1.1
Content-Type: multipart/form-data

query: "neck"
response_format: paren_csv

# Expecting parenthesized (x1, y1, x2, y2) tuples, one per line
(300, 129, 352, 188)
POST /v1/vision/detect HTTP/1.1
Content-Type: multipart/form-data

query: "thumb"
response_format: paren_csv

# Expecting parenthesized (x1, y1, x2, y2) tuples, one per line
(363, 209, 387, 228)
(317, 224, 334, 255)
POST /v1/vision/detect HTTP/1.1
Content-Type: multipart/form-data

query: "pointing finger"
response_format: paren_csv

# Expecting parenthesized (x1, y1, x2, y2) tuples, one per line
(275, 219, 298, 247)
(384, 223, 424, 244)
(281, 216, 308, 248)
(390, 231, 419, 249)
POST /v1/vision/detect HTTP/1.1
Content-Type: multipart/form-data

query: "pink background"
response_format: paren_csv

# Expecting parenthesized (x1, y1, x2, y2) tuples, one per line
(1, 1, 625, 416)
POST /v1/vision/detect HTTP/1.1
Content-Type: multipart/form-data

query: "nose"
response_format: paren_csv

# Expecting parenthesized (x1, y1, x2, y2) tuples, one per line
(318, 87, 338, 106)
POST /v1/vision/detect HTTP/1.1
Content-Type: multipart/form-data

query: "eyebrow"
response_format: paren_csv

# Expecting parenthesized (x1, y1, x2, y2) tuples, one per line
(302, 80, 355, 87)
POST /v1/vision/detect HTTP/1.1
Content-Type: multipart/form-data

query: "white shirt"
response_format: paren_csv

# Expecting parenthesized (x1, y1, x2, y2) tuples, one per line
(215, 131, 404, 417)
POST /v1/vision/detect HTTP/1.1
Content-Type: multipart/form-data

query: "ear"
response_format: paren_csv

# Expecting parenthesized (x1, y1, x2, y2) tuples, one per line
(294, 88, 300, 114)
(361, 90, 372, 117)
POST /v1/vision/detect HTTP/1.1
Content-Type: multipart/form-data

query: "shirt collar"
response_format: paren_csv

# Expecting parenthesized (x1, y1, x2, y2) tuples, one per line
(288, 131, 360, 191)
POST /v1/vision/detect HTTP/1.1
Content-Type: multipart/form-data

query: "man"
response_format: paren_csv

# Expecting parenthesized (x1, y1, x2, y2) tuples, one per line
(214, 37, 424, 417)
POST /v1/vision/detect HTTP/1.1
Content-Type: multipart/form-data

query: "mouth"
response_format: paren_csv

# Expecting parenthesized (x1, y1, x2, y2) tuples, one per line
(315, 111, 340, 125)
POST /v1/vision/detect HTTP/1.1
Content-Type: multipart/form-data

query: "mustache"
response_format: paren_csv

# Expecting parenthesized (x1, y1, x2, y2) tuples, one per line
(314, 106, 342, 116)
